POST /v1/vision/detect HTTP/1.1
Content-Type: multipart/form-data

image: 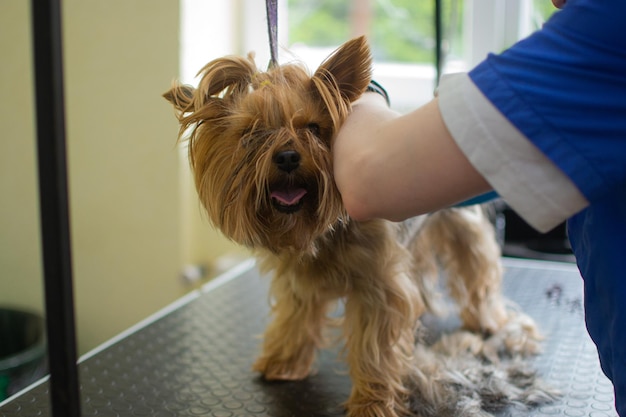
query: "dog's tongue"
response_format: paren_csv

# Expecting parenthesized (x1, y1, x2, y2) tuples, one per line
(271, 188, 307, 205)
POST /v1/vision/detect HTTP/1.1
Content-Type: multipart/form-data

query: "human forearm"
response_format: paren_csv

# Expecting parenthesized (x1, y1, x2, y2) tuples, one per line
(332, 93, 400, 220)
(333, 95, 491, 221)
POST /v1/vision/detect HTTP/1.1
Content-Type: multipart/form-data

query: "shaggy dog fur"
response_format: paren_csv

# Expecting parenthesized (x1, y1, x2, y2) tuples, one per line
(164, 36, 558, 417)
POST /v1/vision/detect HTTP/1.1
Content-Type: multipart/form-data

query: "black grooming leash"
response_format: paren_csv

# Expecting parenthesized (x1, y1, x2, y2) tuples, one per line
(265, 0, 279, 68)
(264, 1, 389, 107)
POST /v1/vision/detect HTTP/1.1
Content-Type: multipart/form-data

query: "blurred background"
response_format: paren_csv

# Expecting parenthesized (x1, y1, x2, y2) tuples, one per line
(0, 0, 559, 387)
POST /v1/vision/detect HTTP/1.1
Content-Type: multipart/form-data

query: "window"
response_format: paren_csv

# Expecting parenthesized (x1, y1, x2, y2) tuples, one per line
(181, 0, 558, 111)
(286, 0, 558, 111)
(287, 0, 442, 111)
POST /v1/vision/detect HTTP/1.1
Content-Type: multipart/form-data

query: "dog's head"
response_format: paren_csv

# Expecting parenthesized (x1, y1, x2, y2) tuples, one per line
(164, 36, 371, 253)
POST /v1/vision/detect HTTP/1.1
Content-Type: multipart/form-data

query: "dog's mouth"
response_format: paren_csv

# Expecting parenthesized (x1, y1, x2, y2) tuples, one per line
(270, 185, 308, 213)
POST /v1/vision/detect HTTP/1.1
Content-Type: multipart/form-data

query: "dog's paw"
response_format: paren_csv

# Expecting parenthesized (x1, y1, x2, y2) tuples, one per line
(252, 355, 313, 381)
(346, 390, 408, 417)
(346, 401, 404, 417)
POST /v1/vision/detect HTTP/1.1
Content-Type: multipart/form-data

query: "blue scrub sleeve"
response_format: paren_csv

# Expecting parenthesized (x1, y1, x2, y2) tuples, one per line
(469, 0, 626, 205)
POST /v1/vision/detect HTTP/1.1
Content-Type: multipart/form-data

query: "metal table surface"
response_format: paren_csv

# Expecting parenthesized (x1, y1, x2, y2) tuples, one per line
(0, 258, 617, 417)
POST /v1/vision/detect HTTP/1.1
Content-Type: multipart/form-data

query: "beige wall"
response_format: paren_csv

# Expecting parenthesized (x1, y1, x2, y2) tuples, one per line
(63, 0, 184, 354)
(0, 1, 242, 355)
(0, 1, 43, 323)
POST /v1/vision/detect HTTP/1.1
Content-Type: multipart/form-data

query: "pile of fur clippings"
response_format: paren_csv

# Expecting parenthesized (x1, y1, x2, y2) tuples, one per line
(408, 313, 561, 417)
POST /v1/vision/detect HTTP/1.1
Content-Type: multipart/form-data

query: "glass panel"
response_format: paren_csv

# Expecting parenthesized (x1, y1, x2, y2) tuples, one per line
(288, 0, 447, 110)
(288, 0, 445, 64)
(532, 0, 559, 27)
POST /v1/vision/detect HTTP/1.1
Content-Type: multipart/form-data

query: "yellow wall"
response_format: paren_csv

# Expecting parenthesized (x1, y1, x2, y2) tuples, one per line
(0, 0, 243, 355)
(62, 0, 184, 354)
(0, 1, 43, 323)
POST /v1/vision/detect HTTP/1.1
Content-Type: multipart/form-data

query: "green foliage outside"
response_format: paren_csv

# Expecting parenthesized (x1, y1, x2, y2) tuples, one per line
(288, 0, 558, 64)
(288, 0, 464, 64)
(532, 0, 558, 27)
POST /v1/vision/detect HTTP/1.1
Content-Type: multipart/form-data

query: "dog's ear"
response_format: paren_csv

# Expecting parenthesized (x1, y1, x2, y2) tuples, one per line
(313, 36, 372, 103)
(163, 54, 258, 115)
(196, 54, 258, 101)
(163, 84, 196, 113)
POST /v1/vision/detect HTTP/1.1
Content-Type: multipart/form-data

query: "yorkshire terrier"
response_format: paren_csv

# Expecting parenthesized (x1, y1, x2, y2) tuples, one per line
(164, 36, 555, 417)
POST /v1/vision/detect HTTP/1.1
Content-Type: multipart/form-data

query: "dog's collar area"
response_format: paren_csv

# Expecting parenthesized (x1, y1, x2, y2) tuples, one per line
(365, 80, 390, 106)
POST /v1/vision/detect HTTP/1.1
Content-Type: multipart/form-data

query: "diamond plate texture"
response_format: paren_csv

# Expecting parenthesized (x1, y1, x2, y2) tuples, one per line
(0, 259, 617, 416)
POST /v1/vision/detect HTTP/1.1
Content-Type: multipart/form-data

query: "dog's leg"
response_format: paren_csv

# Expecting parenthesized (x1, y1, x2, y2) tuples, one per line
(343, 256, 421, 417)
(253, 271, 328, 380)
(424, 206, 541, 356)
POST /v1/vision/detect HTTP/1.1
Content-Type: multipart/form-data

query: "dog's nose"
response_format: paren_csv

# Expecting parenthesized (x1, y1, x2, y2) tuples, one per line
(273, 150, 301, 173)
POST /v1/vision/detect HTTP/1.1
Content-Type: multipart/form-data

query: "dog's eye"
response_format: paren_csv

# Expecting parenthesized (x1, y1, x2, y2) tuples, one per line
(306, 123, 321, 137)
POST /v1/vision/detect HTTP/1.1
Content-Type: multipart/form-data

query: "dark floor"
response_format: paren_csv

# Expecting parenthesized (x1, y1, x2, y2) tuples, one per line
(0, 258, 617, 417)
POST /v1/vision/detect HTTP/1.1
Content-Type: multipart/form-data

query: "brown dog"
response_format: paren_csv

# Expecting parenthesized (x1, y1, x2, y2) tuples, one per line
(164, 37, 550, 417)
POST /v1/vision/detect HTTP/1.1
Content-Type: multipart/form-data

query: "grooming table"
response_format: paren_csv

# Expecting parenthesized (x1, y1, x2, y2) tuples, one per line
(0, 258, 617, 417)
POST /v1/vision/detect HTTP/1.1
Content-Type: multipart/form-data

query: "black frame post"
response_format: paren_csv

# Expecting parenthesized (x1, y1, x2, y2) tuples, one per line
(435, 0, 443, 86)
(30, 0, 81, 416)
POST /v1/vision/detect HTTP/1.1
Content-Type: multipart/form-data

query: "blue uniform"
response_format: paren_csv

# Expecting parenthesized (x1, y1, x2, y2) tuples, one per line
(441, 0, 626, 414)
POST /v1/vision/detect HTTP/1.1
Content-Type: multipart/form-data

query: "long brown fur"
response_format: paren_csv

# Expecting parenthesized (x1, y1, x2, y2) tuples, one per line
(164, 36, 556, 416)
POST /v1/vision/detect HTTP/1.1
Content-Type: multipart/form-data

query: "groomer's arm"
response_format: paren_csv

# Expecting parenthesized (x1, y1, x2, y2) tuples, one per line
(333, 93, 491, 221)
